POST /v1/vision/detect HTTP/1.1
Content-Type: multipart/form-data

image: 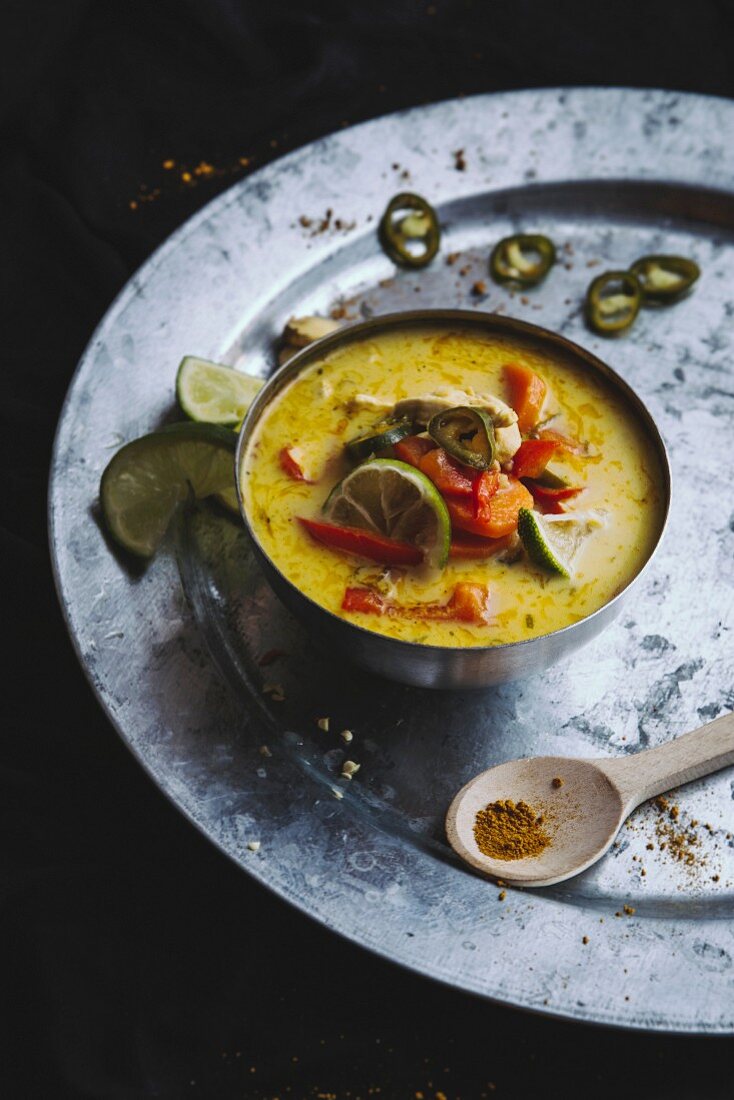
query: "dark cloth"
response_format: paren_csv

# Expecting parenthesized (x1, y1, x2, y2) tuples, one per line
(3, 1, 734, 1095)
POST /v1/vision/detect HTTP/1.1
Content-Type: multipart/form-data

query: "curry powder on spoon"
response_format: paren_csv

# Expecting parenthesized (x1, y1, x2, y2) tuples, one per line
(473, 798, 551, 860)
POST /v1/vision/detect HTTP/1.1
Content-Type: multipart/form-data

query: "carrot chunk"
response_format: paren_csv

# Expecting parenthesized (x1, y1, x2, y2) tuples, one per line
(503, 362, 547, 433)
(446, 477, 533, 538)
(449, 532, 514, 559)
(445, 583, 492, 624)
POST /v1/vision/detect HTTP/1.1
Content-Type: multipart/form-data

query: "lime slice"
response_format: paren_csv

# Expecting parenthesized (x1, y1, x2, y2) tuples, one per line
(216, 427, 244, 516)
(518, 507, 602, 578)
(323, 458, 450, 570)
(176, 356, 263, 426)
(215, 485, 241, 516)
(101, 422, 237, 557)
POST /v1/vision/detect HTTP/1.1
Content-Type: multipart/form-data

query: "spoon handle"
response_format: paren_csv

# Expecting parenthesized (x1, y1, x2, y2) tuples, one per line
(600, 710, 734, 809)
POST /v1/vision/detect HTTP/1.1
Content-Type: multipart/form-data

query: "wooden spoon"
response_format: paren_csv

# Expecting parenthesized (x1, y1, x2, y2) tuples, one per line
(446, 710, 734, 887)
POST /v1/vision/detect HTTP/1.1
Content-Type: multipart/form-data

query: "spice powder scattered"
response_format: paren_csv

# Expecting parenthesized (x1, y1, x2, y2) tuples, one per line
(653, 796, 703, 867)
(473, 799, 551, 860)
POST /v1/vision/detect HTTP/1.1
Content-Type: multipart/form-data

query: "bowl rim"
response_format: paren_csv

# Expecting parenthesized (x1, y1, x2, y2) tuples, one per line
(235, 308, 672, 657)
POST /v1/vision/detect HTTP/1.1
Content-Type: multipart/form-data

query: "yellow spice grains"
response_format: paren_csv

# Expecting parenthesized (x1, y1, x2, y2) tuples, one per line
(473, 799, 551, 860)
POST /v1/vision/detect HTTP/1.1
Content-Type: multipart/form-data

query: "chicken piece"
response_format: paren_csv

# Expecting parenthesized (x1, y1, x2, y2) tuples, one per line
(278, 315, 342, 365)
(343, 393, 393, 415)
(392, 388, 517, 427)
(282, 315, 341, 348)
(492, 424, 522, 466)
(392, 389, 521, 464)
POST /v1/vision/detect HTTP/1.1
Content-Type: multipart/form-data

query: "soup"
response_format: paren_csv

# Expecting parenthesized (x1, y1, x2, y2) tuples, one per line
(241, 325, 665, 648)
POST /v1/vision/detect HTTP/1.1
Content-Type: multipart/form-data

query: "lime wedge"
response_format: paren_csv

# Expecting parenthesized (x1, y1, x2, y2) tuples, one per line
(101, 422, 237, 557)
(323, 458, 450, 570)
(518, 507, 602, 578)
(176, 356, 264, 426)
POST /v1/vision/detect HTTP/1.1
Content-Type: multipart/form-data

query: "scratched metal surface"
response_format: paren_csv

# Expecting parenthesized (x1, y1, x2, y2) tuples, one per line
(50, 89, 734, 1031)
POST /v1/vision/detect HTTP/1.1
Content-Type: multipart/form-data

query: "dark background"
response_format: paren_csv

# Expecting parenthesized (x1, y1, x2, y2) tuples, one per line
(4, 1, 734, 1096)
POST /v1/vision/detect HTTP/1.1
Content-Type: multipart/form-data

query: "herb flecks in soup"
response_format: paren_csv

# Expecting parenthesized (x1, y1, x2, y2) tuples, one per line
(241, 327, 664, 647)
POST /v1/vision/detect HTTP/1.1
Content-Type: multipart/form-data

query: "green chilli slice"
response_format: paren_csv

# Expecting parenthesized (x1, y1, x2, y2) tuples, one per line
(427, 405, 496, 470)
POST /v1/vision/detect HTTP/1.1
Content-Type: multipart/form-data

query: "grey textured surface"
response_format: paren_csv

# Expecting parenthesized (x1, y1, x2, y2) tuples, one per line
(50, 89, 734, 1032)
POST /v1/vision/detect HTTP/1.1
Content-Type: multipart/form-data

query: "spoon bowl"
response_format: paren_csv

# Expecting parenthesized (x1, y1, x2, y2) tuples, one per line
(446, 710, 734, 887)
(446, 756, 626, 887)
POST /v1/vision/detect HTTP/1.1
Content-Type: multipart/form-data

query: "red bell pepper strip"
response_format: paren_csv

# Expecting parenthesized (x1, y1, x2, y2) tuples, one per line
(522, 479, 583, 515)
(341, 582, 491, 625)
(279, 446, 312, 482)
(472, 468, 500, 519)
(535, 428, 587, 455)
(511, 439, 558, 480)
(447, 477, 533, 538)
(419, 446, 476, 497)
(298, 517, 422, 566)
(341, 587, 388, 615)
(393, 434, 437, 468)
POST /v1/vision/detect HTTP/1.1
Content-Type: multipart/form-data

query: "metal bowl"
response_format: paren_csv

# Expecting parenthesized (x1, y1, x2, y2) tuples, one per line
(235, 310, 671, 689)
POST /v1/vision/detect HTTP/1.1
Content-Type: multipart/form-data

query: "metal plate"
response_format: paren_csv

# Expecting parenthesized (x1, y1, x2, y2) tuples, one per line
(50, 89, 734, 1032)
